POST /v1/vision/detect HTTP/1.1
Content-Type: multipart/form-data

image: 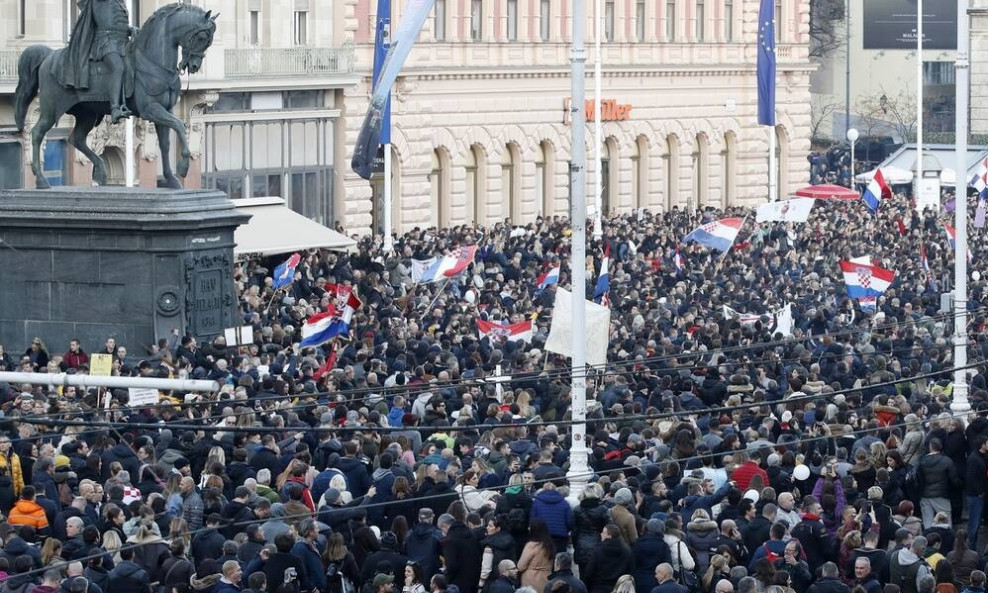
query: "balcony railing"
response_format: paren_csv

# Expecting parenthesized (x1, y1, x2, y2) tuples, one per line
(224, 46, 355, 79)
(0, 50, 19, 83)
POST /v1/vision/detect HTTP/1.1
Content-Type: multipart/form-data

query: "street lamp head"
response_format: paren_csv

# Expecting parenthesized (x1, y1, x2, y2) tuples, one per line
(846, 128, 859, 143)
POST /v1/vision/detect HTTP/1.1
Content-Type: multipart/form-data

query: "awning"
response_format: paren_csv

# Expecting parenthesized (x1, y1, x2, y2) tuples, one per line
(232, 197, 357, 256)
(792, 184, 859, 200)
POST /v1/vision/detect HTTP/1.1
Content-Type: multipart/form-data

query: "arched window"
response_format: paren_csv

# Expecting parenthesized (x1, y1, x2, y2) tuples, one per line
(430, 148, 451, 228)
(693, 133, 708, 208)
(665, 134, 680, 209)
(536, 141, 555, 216)
(775, 125, 790, 198)
(467, 144, 487, 225)
(722, 131, 737, 207)
(503, 143, 521, 222)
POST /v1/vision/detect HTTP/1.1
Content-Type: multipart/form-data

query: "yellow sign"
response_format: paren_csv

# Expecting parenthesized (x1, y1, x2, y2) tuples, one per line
(90, 354, 113, 376)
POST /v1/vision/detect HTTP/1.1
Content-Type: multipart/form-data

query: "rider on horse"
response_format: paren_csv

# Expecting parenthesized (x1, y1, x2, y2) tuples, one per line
(56, 0, 136, 124)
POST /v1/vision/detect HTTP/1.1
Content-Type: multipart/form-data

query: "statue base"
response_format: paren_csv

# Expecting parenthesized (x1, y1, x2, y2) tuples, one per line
(0, 187, 249, 358)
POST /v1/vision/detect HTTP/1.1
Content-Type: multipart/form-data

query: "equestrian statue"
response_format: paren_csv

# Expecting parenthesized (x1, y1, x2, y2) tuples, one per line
(13, 1, 217, 189)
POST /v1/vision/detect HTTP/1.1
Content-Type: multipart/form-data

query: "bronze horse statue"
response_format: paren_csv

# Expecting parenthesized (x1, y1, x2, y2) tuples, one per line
(14, 3, 217, 189)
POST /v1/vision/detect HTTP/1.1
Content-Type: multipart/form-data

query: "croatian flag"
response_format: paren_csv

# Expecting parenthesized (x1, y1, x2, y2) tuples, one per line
(674, 247, 685, 276)
(839, 260, 896, 299)
(418, 246, 478, 283)
(272, 253, 301, 289)
(300, 307, 338, 347)
(684, 218, 744, 252)
(858, 298, 877, 313)
(477, 319, 533, 343)
(861, 168, 892, 214)
(593, 245, 610, 306)
(300, 291, 362, 347)
(536, 264, 561, 291)
(944, 224, 973, 262)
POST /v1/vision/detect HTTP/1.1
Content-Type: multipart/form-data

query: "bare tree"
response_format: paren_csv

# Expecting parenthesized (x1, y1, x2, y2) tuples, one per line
(809, 0, 846, 60)
(810, 99, 843, 140)
(854, 90, 917, 142)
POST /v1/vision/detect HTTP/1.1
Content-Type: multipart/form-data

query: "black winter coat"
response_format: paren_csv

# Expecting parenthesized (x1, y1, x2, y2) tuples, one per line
(107, 560, 152, 593)
(631, 534, 672, 593)
(571, 499, 609, 571)
(584, 537, 634, 593)
(405, 523, 443, 581)
(442, 522, 482, 593)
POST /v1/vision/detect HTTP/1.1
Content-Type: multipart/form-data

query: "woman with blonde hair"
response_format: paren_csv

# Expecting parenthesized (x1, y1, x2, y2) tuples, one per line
(40, 537, 62, 565)
(609, 575, 636, 593)
(168, 516, 190, 548)
(102, 529, 123, 563)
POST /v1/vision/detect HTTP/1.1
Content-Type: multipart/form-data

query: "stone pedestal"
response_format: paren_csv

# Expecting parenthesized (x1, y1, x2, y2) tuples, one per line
(0, 187, 250, 357)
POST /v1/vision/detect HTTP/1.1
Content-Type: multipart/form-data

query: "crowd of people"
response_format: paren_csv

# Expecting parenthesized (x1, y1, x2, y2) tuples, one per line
(0, 191, 987, 593)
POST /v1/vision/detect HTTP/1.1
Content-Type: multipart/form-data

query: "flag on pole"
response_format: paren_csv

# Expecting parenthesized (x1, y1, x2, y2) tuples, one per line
(944, 224, 973, 262)
(535, 264, 561, 291)
(416, 246, 478, 283)
(684, 218, 744, 252)
(477, 319, 533, 343)
(894, 215, 907, 236)
(313, 345, 339, 381)
(756, 0, 776, 126)
(300, 308, 338, 347)
(593, 245, 610, 307)
(352, 0, 437, 179)
(861, 168, 892, 213)
(272, 253, 301, 289)
(372, 0, 391, 146)
(839, 260, 896, 299)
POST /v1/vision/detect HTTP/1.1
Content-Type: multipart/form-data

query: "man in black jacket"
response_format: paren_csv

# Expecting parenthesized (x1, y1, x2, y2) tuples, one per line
(439, 514, 481, 593)
(807, 562, 851, 593)
(918, 438, 961, 529)
(406, 509, 443, 582)
(584, 525, 634, 593)
(965, 437, 988, 549)
(544, 553, 587, 593)
(191, 514, 227, 570)
(106, 548, 151, 593)
(853, 557, 883, 593)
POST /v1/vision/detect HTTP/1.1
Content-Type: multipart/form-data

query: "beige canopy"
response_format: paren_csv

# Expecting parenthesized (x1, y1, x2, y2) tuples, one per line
(232, 197, 356, 256)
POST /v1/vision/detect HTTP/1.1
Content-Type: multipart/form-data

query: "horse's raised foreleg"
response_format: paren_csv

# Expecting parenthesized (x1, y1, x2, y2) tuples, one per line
(30, 111, 57, 189)
(142, 103, 192, 180)
(67, 111, 107, 186)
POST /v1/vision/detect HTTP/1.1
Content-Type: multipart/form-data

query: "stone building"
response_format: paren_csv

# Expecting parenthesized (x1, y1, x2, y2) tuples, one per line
(0, 0, 813, 235)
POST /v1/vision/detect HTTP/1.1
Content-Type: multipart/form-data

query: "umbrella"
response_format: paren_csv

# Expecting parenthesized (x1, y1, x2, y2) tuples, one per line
(792, 184, 859, 200)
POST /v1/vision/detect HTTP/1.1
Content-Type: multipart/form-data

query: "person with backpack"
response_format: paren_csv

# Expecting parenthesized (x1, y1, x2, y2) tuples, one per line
(748, 523, 788, 572)
(323, 533, 358, 593)
(890, 536, 932, 593)
(494, 475, 532, 558)
(477, 516, 516, 593)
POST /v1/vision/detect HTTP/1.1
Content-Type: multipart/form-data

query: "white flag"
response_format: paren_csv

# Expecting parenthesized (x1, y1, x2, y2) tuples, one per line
(411, 257, 437, 283)
(755, 198, 815, 223)
(545, 288, 610, 367)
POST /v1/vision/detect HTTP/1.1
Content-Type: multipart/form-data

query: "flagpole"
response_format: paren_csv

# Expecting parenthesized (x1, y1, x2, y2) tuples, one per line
(592, 0, 603, 240)
(383, 145, 393, 252)
(768, 130, 777, 201)
(951, 0, 970, 414)
(915, 0, 924, 210)
(567, 0, 591, 502)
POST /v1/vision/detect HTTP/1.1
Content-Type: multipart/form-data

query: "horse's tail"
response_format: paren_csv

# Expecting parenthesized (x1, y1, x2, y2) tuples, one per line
(14, 45, 53, 133)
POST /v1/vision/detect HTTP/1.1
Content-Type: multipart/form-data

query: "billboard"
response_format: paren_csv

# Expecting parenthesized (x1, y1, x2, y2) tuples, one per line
(863, 0, 957, 50)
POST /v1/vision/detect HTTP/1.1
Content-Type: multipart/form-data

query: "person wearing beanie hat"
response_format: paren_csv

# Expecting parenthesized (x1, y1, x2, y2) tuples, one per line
(610, 488, 638, 546)
(360, 531, 411, 585)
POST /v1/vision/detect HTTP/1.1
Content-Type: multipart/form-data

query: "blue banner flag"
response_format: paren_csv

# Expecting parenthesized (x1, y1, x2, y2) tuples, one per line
(757, 0, 776, 126)
(352, 0, 437, 180)
(372, 0, 392, 145)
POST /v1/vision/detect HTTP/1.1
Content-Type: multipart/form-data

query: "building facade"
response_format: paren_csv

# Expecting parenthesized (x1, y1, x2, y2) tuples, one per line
(0, 0, 813, 235)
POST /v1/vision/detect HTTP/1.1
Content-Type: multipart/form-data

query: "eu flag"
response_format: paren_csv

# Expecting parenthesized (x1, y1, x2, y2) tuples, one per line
(372, 0, 392, 144)
(757, 0, 776, 126)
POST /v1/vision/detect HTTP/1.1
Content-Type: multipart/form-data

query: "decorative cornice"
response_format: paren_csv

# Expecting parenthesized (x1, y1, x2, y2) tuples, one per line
(409, 64, 815, 82)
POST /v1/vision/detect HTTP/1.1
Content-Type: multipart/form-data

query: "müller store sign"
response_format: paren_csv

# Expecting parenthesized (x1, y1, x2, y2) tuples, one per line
(563, 98, 633, 124)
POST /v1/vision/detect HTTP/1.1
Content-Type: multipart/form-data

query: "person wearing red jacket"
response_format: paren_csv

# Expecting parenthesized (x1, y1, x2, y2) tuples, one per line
(731, 451, 770, 492)
(63, 339, 89, 370)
